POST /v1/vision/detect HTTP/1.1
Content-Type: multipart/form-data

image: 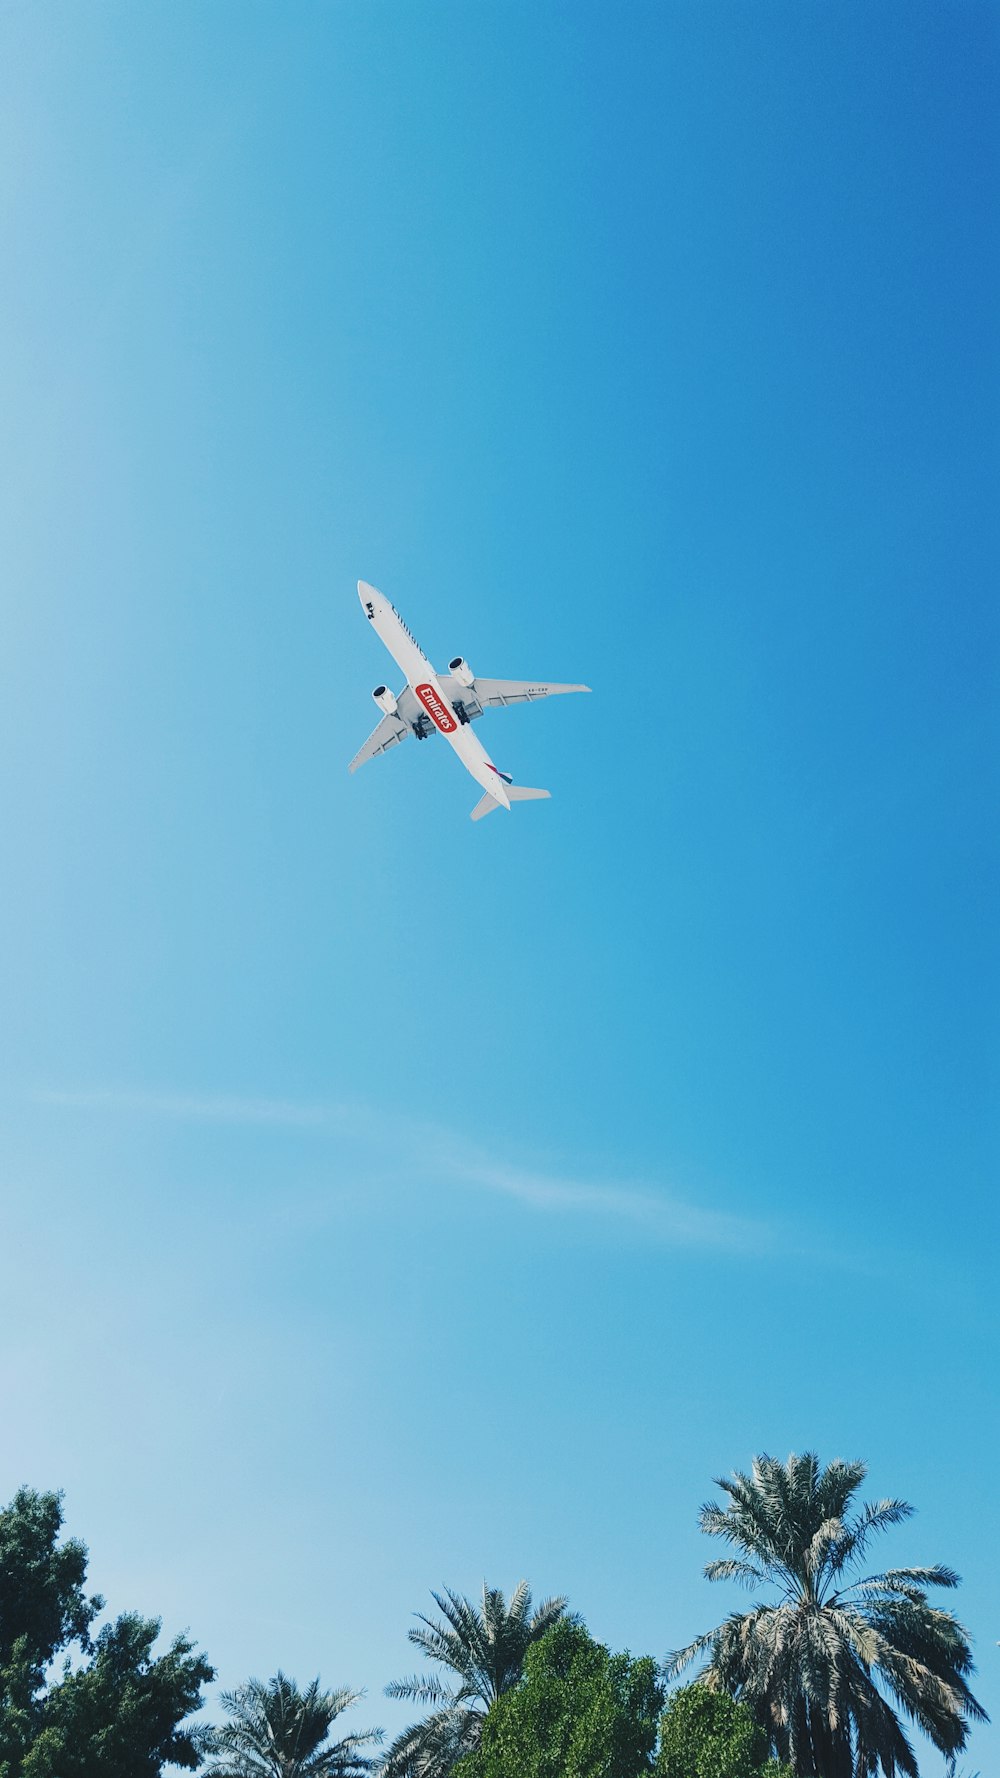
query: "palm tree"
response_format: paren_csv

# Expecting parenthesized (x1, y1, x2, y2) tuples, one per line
(203, 1673, 383, 1778)
(667, 1453, 987, 1778)
(381, 1581, 568, 1777)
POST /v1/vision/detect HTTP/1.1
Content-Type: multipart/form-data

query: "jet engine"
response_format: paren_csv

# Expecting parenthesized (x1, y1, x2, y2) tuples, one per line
(372, 684, 398, 716)
(448, 656, 475, 689)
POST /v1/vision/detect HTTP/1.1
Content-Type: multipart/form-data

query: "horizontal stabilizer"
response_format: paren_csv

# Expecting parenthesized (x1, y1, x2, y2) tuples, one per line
(470, 783, 551, 821)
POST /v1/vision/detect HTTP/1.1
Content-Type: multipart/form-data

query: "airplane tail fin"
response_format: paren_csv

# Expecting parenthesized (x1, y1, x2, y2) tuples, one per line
(470, 784, 551, 821)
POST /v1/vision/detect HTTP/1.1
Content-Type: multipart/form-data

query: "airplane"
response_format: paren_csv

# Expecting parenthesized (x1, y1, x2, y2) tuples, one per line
(349, 581, 590, 819)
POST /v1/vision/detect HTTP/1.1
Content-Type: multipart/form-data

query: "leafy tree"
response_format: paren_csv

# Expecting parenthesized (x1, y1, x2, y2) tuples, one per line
(18, 1614, 213, 1777)
(0, 1485, 103, 1768)
(0, 1487, 212, 1778)
(657, 1684, 792, 1778)
(667, 1453, 987, 1778)
(382, 1581, 568, 1777)
(202, 1672, 382, 1777)
(453, 1618, 663, 1778)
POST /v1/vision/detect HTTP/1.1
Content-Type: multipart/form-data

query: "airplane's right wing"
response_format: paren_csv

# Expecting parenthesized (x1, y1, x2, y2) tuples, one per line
(474, 678, 591, 707)
(348, 713, 409, 773)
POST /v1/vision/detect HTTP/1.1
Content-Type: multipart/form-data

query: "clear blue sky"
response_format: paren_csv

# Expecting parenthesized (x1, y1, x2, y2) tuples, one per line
(1, 2, 997, 1769)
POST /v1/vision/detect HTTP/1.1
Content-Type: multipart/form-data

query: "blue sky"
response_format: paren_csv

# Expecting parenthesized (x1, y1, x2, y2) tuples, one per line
(1, 1, 997, 1769)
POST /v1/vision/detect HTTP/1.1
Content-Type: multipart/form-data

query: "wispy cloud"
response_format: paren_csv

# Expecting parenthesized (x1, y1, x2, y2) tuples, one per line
(29, 1084, 779, 1256)
(428, 1141, 774, 1254)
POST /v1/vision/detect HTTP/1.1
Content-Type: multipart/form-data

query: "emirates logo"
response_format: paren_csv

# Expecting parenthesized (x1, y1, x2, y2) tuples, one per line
(415, 682, 458, 734)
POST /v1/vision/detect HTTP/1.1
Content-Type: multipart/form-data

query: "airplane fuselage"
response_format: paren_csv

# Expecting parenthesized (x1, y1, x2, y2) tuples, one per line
(359, 582, 512, 808)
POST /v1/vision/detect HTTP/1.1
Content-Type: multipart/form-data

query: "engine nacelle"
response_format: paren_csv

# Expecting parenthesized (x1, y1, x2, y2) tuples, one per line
(372, 684, 398, 716)
(448, 656, 475, 689)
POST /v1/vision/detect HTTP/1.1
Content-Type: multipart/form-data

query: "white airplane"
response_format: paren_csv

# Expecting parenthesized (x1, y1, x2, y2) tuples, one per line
(349, 581, 590, 819)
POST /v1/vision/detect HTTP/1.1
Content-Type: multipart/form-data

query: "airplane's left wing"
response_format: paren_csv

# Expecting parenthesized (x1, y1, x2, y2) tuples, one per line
(348, 713, 409, 773)
(474, 678, 591, 707)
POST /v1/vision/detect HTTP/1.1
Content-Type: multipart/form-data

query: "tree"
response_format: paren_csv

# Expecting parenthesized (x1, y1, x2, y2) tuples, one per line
(657, 1684, 792, 1778)
(0, 1484, 102, 1770)
(382, 1582, 568, 1777)
(203, 1673, 382, 1777)
(667, 1453, 987, 1778)
(18, 1615, 213, 1778)
(453, 1618, 663, 1778)
(0, 1487, 212, 1778)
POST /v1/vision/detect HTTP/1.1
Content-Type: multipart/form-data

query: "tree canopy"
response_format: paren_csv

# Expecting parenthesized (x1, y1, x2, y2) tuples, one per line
(453, 1619, 663, 1778)
(0, 1488, 212, 1778)
(0, 1487, 101, 1697)
(17, 1614, 213, 1778)
(657, 1684, 792, 1778)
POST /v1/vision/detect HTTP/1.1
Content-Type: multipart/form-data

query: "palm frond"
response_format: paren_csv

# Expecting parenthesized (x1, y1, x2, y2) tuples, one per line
(530, 1594, 570, 1633)
(662, 1623, 724, 1679)
(826, 1499, 914, 1581)
(385, 1675, 457, 1707)
(882, 1565, 961, 1591)
(703, 1558, 768, 1589)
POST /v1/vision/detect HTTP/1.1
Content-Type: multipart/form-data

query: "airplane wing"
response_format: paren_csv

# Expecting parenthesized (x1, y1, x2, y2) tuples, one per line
(474, 678, 591, 707)
(348, 713, 409, 773)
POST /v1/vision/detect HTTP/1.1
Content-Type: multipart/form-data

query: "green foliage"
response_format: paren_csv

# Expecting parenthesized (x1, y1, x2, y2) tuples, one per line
(666, 1453, 987, 1778)
(0, 1487, 101, 1776)
(383, 1581, 568, 1777)
(0, 1488, 102, 1729)
(0, 1488, 212, 1778)
(454, 1619, 663, 1778)
(202, 1672, 383, 1777)
(656, 1685, 792, 1778)
(18, 1614, 212, 1778)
